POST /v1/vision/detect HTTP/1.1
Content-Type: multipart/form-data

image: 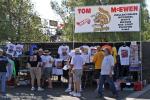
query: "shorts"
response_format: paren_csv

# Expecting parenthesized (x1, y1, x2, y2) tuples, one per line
(73, 69, 83, 82)
(43, 67, 52, 79)
(94, 69, 101, 79)
(30, 67, 41, 80)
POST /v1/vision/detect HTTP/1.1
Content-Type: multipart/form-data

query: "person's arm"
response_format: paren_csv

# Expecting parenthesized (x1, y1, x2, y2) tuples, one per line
(70, 57, 74, 69)
(109, 56, 114, 77)
(27, 63, 31, 68)
(92, 54, 97, 63)
(27, 57, 31, 68)
(37, 55, 42, 67)
(50, 56, 54, 64)
(37, 62, 41, 67)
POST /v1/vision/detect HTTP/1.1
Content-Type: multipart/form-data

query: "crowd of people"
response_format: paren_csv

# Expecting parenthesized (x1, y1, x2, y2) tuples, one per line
(0, 46, 118, 98)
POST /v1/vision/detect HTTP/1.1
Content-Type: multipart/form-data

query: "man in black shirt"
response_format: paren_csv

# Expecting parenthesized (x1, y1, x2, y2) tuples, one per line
(27, 49, 44, 91)
(0, 48, 9, 96)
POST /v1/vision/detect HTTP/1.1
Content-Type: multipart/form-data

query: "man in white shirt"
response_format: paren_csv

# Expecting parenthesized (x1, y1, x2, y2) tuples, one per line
(42, 50, 54, 89)
(98, 48, 118, 99)
(69, 48, 85, 97)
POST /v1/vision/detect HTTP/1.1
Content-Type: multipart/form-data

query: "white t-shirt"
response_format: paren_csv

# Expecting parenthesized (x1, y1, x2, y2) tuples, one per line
(42, 55, 53, 68)
(6, 43, 16, 56)
(81, 53, 90, 63)
(58, 45, 69, 55)
(71, 55, 85, 69)
(118, 46, 130, 65)
(101, 55, 114, 75)
(14, 44, 23, 57)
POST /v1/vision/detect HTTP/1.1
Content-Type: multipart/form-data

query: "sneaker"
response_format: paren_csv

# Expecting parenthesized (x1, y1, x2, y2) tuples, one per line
(38, 87, 44, 91)
(31, 87, 35, 91)
(76, 93, 81, 97)
(69, 91, 76, 96)
(65, 88, 72, 92)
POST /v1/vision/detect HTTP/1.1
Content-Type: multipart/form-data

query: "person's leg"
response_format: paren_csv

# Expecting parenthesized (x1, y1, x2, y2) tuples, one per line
(76, 70, 81, 93)
(1, 72, 6, 95)
(48, 68, 52, 88)
(98, 75, 106, 96)
(36, 67, 42, 87)
(30, 68, 35, 88)
(95, 69, 101, 90)
(106, 76, 118, 96)
(73, 71, 77, 93)
(65, 73, 72, 92)
(58, 75, 61, 82)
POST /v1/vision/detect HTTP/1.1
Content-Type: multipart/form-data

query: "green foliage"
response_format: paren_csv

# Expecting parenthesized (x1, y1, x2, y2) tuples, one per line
(0, 0, 49, 43)
(51, 0, 150, 42)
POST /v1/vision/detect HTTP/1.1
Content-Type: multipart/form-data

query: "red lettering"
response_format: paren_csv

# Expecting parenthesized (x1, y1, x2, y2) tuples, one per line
(78, 9, 82, 14)
(85, 8, 91, 13)
(119, 7, 123, 12)
(111, 6, 139, 13)
(78, 8, 91, 14)
(111, 7, 117, 12)
(124, 7, 129, 12)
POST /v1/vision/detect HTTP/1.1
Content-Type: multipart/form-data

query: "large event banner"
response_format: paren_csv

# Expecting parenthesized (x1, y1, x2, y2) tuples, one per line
(75, 4, 140, 33)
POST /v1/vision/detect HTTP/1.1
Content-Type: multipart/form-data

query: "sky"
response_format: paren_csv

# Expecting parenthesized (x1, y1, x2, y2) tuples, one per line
(31, 0, 150, 21)
(31, 0, 62, 21)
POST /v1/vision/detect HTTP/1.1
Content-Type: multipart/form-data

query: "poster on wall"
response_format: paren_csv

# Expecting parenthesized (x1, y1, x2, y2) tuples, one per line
(75, 4, 140, 33)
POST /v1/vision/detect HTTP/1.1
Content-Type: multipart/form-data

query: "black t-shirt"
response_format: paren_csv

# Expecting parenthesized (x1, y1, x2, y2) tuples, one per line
(0, 56, 8, 72)
(28, 54, 41, 67)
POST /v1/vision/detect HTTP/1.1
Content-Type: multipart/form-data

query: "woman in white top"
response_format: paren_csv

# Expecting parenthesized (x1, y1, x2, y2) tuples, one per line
(98, 48, 118, 99)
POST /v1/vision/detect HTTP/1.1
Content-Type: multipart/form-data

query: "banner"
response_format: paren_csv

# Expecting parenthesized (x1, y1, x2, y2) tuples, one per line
(75, 4, 140, 33)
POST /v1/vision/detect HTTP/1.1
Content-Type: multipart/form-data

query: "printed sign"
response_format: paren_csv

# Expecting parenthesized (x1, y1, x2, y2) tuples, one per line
(75, 4, 140, 33)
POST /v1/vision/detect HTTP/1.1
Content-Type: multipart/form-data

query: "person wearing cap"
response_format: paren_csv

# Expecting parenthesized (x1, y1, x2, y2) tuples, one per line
(0, 49, 9, 96)
(42, 50, 54, 89)
(97, 48, 118, 98)
(27, 49, 44, 91)
(69, 48, 85, 97)
(92, 46, 104, 91)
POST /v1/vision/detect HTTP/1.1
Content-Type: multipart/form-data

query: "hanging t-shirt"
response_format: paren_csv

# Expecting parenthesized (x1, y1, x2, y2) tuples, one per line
(130, 44, 139, 71)
(55, 59, 63, 69)
(69, 50, 75, 58)
(6, 43, 16, 56)
(60, 54, 69, 61)
(89, 47, 97, 62)
(81, 53, 90, 63)
(14, 44, 23, 57)
(58, 45, 69, 55)
(112, 47, 117, 64)
(118, 46, 130, 65)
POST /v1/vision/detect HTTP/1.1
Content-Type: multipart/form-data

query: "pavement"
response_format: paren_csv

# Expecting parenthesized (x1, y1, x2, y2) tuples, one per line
(0, 84, 134, 100)
(1, 84, 150, 100)
(125, 85, 150, 100)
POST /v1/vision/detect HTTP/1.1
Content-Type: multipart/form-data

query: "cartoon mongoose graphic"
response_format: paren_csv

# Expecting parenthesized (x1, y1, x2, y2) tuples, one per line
(93, 7, 111, 28)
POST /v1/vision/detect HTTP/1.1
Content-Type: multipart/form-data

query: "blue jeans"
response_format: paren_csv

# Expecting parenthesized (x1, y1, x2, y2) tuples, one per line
(0, 72, 6, 93)
(98, 75, 117, 96)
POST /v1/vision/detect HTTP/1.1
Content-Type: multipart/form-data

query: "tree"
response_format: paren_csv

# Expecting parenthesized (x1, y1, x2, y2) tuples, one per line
(51, 0, 150, 42)
(0, 0, 49, 43)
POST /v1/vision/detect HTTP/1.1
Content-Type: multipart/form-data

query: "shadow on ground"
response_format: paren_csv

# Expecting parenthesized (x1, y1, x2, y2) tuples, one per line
(0, 83, 134, 100)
